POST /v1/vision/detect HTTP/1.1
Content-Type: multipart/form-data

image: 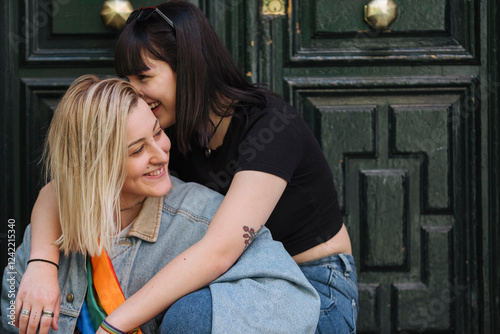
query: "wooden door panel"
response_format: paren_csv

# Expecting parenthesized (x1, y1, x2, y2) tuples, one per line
(284, 75, 476, 332)
(20, 0, 116, 65)
(19, 0, 160, 65)
(394, 225, 455, 332)
(360, 168, 409, 269)
(392, 103, 452, 212)
(19, 78, 75, 222)
(314, 0, 447, 32)
(289, 0, 478, 63)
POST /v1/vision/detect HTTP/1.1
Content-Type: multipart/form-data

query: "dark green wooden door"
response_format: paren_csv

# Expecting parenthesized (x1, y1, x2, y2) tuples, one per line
(1, 0, 498, 332)
(238, 0, 498, 333)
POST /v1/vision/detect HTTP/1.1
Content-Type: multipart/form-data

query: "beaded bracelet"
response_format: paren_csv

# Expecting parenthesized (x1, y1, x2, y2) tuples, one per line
(100, 319, 126, 334)
(27, 259, 59, 270)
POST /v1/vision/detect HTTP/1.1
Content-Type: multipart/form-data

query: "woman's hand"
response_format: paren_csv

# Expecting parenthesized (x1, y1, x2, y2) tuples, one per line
(14, 261, 60, 334)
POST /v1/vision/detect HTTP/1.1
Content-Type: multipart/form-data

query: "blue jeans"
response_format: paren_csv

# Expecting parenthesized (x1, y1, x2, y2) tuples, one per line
(299, 253, 359, 334)
(158, 288, 212, 333)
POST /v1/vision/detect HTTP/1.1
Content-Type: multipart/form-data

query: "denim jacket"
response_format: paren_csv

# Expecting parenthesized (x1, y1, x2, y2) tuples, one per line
(2, 176, 320, 333)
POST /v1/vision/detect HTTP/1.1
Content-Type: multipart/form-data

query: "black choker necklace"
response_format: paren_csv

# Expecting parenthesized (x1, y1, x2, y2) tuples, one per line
(205, 114, 226, 158)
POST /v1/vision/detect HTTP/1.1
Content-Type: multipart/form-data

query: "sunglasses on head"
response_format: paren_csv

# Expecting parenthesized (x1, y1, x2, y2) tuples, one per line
(126, 7, 175, 29)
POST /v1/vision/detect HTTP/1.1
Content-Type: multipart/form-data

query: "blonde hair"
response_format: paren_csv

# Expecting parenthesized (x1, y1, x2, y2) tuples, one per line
(44, 75, 139, 256)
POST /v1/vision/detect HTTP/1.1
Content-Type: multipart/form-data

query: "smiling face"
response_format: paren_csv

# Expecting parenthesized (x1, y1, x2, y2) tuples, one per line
(126, 56, 177, 129)
(120, 99, 172, 207)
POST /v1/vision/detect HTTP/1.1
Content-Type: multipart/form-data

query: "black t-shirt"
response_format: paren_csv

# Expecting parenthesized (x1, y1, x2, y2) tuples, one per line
(168, 94, 342, 256)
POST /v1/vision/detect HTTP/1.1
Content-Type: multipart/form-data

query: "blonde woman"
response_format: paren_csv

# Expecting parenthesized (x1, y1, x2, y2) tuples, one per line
(1, 75, 320, 334)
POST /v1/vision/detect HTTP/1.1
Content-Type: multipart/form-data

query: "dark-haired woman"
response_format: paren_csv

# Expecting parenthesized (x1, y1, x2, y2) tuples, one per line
(20, 1, 358, 333)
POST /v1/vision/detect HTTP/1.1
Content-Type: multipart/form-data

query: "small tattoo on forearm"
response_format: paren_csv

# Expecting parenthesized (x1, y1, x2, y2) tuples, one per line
(242, 225, 263, 249)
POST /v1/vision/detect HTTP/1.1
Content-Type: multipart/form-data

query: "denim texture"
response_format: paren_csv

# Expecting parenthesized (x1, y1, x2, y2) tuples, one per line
(1, 176, 320, 334)
(299, 254, 359, 334)
(159, 287, 212, 334)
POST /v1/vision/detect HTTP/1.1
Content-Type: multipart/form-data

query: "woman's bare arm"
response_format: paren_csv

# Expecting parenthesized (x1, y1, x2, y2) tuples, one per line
(15, 182, 62, 334)
(96, 170, 287, 333)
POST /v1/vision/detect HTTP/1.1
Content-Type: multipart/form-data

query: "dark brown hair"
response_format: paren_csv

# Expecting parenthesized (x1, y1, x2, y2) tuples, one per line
(115, 0, 269, 154)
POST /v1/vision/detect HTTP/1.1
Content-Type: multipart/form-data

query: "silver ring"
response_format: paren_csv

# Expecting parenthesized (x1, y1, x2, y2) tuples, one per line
(21, 309, 30, 316)
(42, 311, 54, 318)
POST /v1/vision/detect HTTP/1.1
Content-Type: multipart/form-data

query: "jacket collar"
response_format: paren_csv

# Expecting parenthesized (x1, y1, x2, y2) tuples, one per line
(127, 196, 163, 242)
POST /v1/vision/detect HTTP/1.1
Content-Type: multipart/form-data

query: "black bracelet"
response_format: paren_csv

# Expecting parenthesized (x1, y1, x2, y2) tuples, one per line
(27, 259, 59, 270)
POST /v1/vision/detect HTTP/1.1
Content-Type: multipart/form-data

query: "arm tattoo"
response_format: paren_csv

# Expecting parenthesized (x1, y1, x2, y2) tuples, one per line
(242, 225, 263, 249)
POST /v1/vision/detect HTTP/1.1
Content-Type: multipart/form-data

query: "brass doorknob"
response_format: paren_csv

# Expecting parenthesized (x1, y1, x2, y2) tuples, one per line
(100, 0, 134, 30)
(364, 0, 398, 30)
